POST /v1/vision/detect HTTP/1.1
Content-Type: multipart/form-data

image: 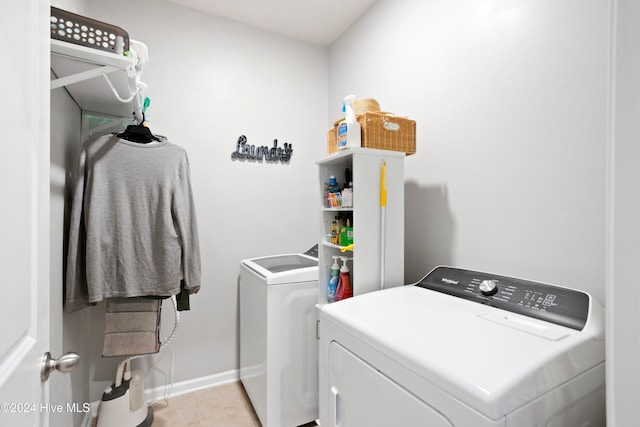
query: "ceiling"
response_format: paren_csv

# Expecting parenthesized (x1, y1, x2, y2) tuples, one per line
(167, 0, 377, 46)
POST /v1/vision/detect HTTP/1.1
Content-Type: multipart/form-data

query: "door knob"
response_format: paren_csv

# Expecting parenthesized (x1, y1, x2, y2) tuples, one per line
(41, 351, 80, 382)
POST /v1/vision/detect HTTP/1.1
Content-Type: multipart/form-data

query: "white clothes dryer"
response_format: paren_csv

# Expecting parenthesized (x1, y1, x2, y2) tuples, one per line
(240, 246, 319, 427)
(318, 266, 605, 427)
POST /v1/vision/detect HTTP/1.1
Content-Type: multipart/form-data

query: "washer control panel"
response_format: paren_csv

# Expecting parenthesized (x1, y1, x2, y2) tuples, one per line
(416, 266, 590, 330)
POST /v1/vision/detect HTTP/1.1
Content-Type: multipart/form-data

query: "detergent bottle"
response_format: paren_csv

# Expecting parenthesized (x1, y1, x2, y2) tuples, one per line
(328, 256, 340, 303)
(336, 95, 361, 150)
(335, 257, 353, 301)
(340, 219, 353, 247)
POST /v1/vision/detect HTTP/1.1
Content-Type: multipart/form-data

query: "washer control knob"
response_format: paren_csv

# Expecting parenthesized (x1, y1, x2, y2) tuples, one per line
(479, 279, 498, 296)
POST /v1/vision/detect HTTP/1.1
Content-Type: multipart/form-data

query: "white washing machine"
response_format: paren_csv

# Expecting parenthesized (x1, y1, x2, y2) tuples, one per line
(240, 246, 319, 427)
(318, 266, 606, 427)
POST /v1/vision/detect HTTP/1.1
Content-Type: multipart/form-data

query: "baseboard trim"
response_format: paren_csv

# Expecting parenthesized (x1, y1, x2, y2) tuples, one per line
(145, 368, 240, 402)
(81, 369, 240, 427)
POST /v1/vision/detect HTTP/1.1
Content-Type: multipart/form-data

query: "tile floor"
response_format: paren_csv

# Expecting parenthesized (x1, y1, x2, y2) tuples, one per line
(150, 382, 259, 426)
(151, 382, 318, 426)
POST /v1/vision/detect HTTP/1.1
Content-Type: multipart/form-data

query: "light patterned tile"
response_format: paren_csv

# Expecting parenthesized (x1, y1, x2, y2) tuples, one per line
(150, 381, 316, 427)
(194, 382, 260, 426)
(152, 392, 199, 425)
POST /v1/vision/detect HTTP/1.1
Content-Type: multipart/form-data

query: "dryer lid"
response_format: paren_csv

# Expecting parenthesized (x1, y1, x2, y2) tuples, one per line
(242, 253, 318, 284)
(320, 268, 605, 420)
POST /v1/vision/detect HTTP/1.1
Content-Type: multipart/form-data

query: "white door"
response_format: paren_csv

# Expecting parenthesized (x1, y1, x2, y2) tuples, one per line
(0, 1, 51, 425)
(327, 342, 455, 427)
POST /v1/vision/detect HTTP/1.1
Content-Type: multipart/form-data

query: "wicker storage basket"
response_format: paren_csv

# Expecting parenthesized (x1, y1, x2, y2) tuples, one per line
(327, 112, 416, 155)
(327, 127, 338, 155)
(360, 112, 416, 154)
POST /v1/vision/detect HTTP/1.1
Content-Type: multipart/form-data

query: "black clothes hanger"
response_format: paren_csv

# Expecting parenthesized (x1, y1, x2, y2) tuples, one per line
(117, 112, 162, 144)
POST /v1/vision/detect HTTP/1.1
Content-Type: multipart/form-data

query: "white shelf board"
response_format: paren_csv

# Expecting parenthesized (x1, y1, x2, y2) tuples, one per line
(50, 39, 138, 119)
(317, 147, 405, 166)
(321, 241, 353, 251)
(322, 207, 354, 212)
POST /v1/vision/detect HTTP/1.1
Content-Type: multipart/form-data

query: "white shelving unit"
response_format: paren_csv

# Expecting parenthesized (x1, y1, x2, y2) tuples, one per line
(50, 39, 143, 121)
(316, 148, 405, 305)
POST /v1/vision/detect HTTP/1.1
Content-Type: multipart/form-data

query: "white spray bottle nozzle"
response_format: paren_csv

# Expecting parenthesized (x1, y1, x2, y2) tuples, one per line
(342, 95, 357, 120)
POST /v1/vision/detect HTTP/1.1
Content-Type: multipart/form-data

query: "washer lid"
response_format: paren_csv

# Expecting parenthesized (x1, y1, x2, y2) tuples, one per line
(320, 284, 605, 420)
(242, 253, 318, 284)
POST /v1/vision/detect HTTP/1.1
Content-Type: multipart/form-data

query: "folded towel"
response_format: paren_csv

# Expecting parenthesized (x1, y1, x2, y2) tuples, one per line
(103, 297, 161, 357)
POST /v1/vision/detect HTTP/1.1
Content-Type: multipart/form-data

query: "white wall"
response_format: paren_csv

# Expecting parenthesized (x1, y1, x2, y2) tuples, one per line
(50, 3, 91, 426)
(51, 0, 619, 420)
(51, 77, 89, 427)
(608, 0, 640, 424)
(330, 0, 609, 303)
(48, 0, 328, 402)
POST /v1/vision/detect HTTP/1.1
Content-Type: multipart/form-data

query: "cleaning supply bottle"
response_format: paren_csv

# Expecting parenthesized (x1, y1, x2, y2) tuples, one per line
(328, 175, 340, 193)
(331, 217, 340, 244)
(340, 219, 353, 247)
(335, 257, 353, 301)
(328, 256, 340, 303)
(336, 95, 361, 150)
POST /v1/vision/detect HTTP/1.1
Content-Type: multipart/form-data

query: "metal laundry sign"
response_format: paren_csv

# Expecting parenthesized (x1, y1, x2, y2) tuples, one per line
(231, 135, 293, 162)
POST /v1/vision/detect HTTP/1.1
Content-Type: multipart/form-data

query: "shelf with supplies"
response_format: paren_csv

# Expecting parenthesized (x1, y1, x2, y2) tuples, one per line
(316, 147, 405, 305)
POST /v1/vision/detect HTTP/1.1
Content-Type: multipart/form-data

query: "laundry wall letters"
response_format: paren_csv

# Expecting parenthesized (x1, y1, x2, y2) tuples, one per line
(231, 135, 293, 162)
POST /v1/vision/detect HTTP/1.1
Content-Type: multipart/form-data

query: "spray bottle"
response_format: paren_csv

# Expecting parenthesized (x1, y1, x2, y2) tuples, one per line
(335, 257, 353, 301)
(328, 256, 340, 303)
(336, 95, 361, 150)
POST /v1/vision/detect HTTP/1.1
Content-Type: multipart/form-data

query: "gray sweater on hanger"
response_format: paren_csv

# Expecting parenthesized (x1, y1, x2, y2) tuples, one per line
(65, 134, 201, 312)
